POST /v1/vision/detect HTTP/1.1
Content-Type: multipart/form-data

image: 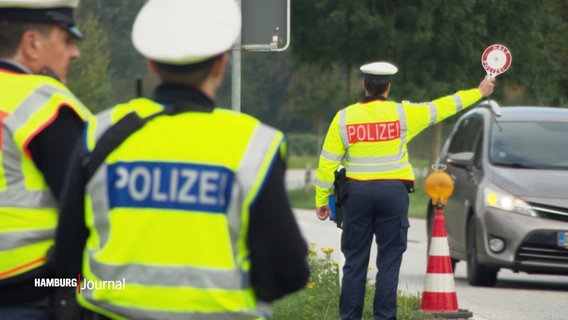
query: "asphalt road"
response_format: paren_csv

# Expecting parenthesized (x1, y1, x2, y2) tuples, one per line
(293, 208, 568, 320)
(287, 169, 568, 320)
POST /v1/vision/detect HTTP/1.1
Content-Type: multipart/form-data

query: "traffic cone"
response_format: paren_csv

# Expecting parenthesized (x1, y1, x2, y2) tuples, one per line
(420, 207, 473, 319)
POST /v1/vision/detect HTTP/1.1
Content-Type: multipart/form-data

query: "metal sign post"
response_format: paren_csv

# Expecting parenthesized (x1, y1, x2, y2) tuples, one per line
(231, 0, 242, 113)
(232, 0, 290, 111)
(242, 0, 290, 52)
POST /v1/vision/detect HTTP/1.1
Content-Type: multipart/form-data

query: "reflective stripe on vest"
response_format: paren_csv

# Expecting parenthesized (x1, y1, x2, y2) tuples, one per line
(0, 137, 55, 207)
(338, 103, 411, 173)
(314, 89, 482, 206)
(84, 98, 164, 153)
(2, 83, 86, 200)
(0, 75, 90, 280)
(0, 137, 54, 207)
(87, 108, 113, 152)
(80, 106, 282, 319)
(79, 302, 266, 320)
(427, 102, 437, 126)
(0, 229, 54, 251)
(453, 94, 464, 112)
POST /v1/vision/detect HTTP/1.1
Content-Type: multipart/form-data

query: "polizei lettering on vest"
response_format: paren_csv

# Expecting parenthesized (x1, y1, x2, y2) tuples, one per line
(108, 161, 234, 213)
(346, 121, 401, 143)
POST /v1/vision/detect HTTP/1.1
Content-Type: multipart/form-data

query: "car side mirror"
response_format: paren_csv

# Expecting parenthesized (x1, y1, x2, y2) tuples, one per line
(447, 152, 474, 168)
(478, 99, 502, 117)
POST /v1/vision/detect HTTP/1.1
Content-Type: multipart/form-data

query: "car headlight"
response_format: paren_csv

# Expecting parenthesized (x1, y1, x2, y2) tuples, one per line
(484, 186, 538, 217)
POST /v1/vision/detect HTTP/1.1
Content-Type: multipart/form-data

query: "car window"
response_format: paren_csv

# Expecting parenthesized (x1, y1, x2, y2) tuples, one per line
(448, 116, 484, 157)
(490, 120, 568, 169)
(472, 130, 483, 168)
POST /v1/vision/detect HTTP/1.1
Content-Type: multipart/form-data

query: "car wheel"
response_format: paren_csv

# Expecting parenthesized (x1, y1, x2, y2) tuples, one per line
(466, 216, 498, 286)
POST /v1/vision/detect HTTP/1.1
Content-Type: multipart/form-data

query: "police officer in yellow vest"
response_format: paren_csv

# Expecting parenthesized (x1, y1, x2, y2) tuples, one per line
(0, 0, 90, 318)
(315, 62, 495, 320)
(52, 0, 310, 319)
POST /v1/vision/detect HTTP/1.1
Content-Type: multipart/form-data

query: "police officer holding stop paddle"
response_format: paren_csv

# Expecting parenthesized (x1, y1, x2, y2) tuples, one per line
(315, 61, 495, 320)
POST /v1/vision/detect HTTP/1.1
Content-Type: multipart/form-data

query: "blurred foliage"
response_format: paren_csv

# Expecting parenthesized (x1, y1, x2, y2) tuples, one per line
(67, 11, 112, 113)
(289, 0, 567, 157)
(272, 245, 439, 319)
(240, 51, 313, 131)
(287, 155, 319, 171)
(272, 245, 340, 319)
(287, 133, 320, 156)
(70, 0, 148, 110)
(291, 0, 568, 106)
(288, 176, 429, 219)
(67, 0, 567, 147)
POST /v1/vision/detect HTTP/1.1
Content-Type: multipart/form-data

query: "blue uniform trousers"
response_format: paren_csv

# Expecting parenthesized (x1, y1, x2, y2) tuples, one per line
(339, 180, 409, 320)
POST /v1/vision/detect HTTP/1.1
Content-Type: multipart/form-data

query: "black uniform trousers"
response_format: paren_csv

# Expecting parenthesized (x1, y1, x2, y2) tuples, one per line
(339, 180, 409, 320)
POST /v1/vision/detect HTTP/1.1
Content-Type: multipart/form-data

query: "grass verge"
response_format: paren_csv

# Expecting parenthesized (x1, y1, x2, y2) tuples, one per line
(288, 155, 319, 170)
(288, 177, 429, 219)
(271, 246, 441, 319)
(284, 173, 438, 318)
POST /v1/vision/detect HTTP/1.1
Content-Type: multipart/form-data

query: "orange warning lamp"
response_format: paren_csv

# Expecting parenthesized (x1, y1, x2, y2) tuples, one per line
(424, 165, 454, 207)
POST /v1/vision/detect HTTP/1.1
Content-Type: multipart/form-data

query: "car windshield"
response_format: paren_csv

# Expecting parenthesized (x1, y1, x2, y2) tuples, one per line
(490, 120, 568, 169)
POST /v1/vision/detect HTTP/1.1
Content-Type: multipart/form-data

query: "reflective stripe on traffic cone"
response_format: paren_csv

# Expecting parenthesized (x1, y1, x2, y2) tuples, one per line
(420, 208, 473, 318)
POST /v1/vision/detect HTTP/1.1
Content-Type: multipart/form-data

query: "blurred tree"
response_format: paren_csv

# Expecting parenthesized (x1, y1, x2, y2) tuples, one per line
(75, 0, 147, 104)
(286, 63, 352, 149)
(291, 0, 566, 103)
(240, 51, 314, 132)
(241, 51, 291, 125)
(290, 0, 568, 161)
(67, 11, 112, 113)
(531, 0, 568, 106)
(63, 0, 567, 159)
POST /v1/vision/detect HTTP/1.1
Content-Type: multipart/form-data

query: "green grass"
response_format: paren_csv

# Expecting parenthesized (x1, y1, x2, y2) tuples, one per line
(288, 155, 319, 170)
(281, 139, 439, 318)
(271, 246, 442, 319)
(408, 177, 429, 219)
(283, 170, 440, 318)
(288, 176, 429, 219)
(287, 153, 431, 219)
(287, 188, 317, 210)
(287, 156, 430, 171)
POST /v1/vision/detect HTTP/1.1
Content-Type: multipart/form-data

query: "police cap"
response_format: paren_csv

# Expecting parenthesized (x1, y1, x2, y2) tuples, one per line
(132, 0, 241, 66)
(360, 62, 398, 80)
(0, 0, 82, 39)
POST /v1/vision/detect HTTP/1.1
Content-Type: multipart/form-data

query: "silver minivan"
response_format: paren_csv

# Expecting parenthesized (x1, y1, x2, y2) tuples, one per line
(426, 101, 568, 286)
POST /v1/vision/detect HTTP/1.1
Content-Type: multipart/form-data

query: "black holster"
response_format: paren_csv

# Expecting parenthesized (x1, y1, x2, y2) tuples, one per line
(51, 287, 86, 320)
(332, 168, 349, 229)
(403, 180, 415, 193)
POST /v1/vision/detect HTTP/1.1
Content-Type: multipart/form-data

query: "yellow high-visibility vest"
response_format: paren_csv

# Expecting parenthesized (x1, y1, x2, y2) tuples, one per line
(0, 70, 90, 280)
(79, 98, 285, 320)
(315, 88, 482, 206)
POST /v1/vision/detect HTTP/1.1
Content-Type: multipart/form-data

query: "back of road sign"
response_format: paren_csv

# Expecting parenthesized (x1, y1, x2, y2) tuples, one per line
(241, 0, 290, 51)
